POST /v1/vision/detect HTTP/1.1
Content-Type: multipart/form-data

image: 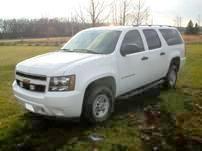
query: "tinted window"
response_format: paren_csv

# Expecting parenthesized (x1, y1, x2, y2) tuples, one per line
(159, 29, 183, 46)
(143, 29, 161, 50)
(121, 30, 145, 53)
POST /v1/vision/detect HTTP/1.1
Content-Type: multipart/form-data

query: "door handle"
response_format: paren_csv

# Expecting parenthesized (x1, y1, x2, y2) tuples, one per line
(160, 52, 166, 56)
(141, 56, 149, 61)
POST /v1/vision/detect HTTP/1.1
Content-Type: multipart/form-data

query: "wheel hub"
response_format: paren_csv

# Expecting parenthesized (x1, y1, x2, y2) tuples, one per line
(93, 94, 110, 118)
(169, 70, 176, 86)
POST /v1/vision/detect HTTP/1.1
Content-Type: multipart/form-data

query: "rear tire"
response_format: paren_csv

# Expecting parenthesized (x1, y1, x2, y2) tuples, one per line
(163, 64, 178, 89)
(82, 85, 114, 124)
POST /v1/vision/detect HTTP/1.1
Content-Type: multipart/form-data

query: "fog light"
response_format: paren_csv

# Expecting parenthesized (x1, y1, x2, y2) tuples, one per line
(30, 85, 35, 90)
(19, 81, 23, 87)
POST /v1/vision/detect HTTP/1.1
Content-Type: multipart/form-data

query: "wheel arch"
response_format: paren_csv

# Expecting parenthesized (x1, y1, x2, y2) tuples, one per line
(84, 76, 117, 97)
(81, 76, 117, 119)
(169, 56, 181, 72)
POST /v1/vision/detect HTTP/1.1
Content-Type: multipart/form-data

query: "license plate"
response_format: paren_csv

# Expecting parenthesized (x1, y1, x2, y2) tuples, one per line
(25, 103, 35, 112)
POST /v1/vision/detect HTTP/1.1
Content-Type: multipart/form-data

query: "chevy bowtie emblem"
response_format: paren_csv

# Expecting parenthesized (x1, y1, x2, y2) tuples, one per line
(23, 79, 30, 84)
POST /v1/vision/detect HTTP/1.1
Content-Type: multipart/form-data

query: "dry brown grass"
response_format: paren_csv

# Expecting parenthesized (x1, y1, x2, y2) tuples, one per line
(0, 37, 70, 46)
(182, 35, 202, 44)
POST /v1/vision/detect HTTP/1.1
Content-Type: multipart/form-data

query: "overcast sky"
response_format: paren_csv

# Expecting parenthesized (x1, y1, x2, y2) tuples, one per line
(0, 0, 201, 26)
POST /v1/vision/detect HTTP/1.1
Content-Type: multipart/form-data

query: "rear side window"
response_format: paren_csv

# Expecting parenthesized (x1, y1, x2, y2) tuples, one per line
(121, 30, 145, 52)
(159, 29, 183, 46)
(143, 29, 161, 50)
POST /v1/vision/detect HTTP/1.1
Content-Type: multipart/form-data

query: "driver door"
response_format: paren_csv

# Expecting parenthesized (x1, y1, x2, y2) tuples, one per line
(118, 30, 150, 95)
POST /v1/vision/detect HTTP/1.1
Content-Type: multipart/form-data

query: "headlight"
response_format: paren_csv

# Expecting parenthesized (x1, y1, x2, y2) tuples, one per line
(49, 75, 75, 91)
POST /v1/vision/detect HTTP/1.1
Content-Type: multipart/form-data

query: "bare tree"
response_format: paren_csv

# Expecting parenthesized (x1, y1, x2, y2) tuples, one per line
(76, 0, 108, 27)
(197, 15, 201, 27)
(174, 16, 182, 27)
(0, 19, 3, 32)
(88, 0, 106, 26)
(132, 0, 150, 25)
(111, 0, 119, 25)
(121, 0, 132, 25)
(75, 6, 87, 24)
(0, 18, 90, 39)
(69, 13, 78, 36)
(150, 15, 153, 25)
(111, 0, 132, 25)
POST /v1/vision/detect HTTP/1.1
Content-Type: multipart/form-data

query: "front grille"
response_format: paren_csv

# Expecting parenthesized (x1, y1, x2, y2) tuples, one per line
(16, 80, 46, 92)
(16, 71, 47, 81)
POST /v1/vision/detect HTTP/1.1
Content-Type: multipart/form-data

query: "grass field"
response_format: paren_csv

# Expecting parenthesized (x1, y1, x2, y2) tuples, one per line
(0, 43, 202, 150)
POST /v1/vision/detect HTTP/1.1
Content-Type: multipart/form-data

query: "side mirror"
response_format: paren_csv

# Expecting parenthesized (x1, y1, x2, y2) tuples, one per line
(121, 44, 140, 56)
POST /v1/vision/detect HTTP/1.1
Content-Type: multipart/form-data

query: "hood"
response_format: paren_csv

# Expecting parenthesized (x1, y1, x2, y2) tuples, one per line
(16, 51, 97, 76)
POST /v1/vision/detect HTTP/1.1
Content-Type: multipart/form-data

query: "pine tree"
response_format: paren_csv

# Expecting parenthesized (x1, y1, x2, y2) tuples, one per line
(185, 20, 194, 34)
(194, 23, 200, 34)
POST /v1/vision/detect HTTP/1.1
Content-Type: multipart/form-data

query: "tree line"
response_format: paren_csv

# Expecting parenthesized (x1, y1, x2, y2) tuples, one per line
(0, 18, 93, 39)
(0, 0, 201, 39)
(0, 0, 151, 39)
(185, 20, 201, 35)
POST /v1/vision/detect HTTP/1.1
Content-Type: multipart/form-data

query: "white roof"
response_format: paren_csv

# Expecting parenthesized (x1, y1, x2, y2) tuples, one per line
(86, 25, 177, 32)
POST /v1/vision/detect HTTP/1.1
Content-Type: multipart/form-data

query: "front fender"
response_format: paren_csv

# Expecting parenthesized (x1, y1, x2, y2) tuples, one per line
(64, 54, 119, 97)
(83, 73, 119, 96)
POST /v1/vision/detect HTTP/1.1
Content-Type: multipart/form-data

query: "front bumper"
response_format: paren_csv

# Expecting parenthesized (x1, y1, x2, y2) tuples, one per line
(12, 81, 84, 118)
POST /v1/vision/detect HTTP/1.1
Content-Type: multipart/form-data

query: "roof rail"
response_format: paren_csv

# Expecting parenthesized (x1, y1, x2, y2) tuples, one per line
(132, 24, 173, 27)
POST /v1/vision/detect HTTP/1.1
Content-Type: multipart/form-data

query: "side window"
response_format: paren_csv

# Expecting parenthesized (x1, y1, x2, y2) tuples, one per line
(143, 29, 161, 50)
(121, 30, 145, 54)
(159, 29, 183, 46)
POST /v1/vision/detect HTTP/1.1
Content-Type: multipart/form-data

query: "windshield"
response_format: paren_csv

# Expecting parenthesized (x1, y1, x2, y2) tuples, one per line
(62, 30, 121, 54)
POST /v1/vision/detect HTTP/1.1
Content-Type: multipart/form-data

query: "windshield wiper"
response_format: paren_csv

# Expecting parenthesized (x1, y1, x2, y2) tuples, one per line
(60, 48, 74, 52)
(73, 49, 103, 54)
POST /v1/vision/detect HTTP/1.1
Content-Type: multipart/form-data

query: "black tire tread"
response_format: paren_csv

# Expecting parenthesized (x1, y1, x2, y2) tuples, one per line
(163, 64, 177, 89)
(82, 84, 114, 124)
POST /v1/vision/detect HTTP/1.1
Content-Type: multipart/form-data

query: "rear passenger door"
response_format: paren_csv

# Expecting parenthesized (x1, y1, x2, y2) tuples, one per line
(142, 29, 167, 82)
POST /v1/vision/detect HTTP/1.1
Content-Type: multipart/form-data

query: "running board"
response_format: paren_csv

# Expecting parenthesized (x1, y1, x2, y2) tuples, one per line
(118, 79, 164, 99)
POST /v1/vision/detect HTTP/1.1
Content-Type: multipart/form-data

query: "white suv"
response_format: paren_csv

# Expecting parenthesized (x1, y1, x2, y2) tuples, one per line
(13, 25, 186, 123)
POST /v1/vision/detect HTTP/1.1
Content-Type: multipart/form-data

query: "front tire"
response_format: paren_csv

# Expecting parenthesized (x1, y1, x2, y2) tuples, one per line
(82, 85, 114, 124)
(164, 65, 178, 89)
